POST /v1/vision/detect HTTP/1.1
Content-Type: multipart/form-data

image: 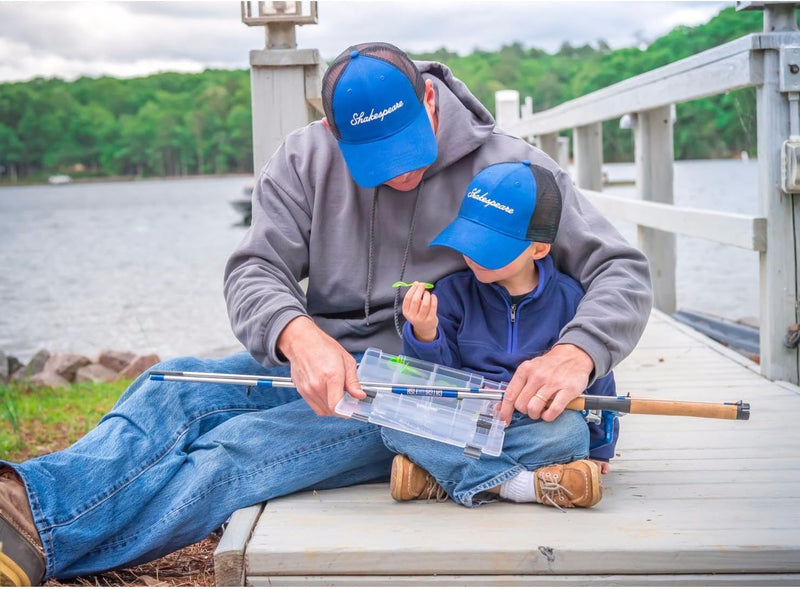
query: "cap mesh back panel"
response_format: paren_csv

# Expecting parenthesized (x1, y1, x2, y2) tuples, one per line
(526, 165, 563, 244)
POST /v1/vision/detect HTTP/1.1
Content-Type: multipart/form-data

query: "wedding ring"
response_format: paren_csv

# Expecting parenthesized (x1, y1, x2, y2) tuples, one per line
(534, 393, 548, 403)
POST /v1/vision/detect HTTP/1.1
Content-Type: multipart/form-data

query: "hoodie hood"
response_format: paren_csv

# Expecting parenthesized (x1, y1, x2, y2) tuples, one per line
(416, 61, 495, 178)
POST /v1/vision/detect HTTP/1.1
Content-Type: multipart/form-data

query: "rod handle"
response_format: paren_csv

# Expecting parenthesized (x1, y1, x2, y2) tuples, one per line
(565, 397, 749, 420)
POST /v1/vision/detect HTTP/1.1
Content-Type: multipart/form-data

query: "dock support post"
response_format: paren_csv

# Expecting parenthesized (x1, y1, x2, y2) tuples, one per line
(574, 122, 603, 191)
(755, 2, 800, 383)
(634, 105, 676, 315)
(242, 2, 324, 174)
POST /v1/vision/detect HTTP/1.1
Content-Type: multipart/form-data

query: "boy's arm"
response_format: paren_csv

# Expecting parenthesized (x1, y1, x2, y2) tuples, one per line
(402, 322, 455, 365)
(401, 282, 462, 368)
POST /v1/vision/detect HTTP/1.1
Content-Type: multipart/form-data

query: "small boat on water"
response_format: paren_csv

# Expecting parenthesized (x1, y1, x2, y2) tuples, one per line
(229, 183, 253, 224)
(48, 174, 71, 185)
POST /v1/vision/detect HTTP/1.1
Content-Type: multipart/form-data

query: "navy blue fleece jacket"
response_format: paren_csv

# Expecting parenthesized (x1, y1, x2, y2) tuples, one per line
(402, 255, 619, 460)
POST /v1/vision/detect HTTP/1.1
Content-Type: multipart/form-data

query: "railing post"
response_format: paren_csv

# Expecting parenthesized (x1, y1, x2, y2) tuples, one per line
(573, 122, 603, 190)
(755, 2, 800, 383)
(634, 106, 676, 314)
(496, 90, 569, 168)
(539, 133, 562, 167)
(495, 90, 521, 132)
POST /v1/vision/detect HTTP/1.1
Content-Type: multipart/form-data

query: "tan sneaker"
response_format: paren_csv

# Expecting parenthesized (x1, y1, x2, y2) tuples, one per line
(390, 455, 448, 502)
(0, 467, 45, 586)
(533, 459, 602, 509)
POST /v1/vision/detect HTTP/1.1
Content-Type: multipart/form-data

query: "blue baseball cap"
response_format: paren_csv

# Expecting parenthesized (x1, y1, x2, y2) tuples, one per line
(322, 42, 438, 188)
(431, 161, 563, 270)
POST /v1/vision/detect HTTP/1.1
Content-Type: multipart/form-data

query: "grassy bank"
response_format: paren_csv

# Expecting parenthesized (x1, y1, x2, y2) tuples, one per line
(1, 379, 219, 586)
(0, 380, 130, 462)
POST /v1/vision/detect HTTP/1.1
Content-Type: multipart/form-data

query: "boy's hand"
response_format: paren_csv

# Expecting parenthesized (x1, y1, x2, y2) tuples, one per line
(402, 281, 438, 342)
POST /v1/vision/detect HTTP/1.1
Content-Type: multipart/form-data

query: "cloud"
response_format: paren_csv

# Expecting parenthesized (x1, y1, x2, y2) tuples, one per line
(0, 0, 733, 83)
(298, 1, 730, 58)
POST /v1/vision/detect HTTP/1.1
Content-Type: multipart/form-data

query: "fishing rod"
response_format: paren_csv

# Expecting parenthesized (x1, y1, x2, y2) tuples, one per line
(149, 370, 501, 400)
(148, 369, 750, 421)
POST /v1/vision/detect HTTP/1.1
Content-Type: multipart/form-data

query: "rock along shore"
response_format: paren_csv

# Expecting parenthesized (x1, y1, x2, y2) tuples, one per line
(0, 349, 161, 388)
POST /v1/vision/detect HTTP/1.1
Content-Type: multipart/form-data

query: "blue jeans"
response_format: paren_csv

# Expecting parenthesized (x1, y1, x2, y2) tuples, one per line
(6, 351, 394, 579)
(382, 410, 589, 506)
(7, 351, 589, 579)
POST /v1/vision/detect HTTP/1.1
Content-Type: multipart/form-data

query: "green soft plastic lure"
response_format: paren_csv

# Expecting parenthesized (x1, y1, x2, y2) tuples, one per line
(392, 281, 434, 289)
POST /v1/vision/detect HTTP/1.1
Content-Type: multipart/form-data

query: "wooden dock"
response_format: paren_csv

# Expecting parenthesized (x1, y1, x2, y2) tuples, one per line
(214, 310, 800, 585)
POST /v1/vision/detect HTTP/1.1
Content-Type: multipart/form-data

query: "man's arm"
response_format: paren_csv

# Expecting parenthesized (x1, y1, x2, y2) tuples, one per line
(500, 167, 652, 423)
(224, 134, 368, 414)
(223, 163, 311, 367)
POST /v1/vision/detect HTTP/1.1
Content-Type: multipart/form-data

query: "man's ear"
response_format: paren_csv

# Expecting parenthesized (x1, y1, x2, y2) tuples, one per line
(321, 117, 331, 132)
(531, 242, 551, 260)
(423, 79, 438, 132)
(424, 79, 435, 106)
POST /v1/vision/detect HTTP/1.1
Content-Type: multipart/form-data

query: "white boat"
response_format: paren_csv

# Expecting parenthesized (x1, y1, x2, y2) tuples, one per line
(48, 175, 71, 185)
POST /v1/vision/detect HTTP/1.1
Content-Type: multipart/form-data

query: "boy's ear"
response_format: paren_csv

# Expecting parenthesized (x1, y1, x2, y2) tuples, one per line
(531, 242, 551, 260)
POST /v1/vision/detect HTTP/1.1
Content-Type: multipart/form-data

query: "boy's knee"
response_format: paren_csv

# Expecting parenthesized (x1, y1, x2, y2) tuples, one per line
(555, 409, 591, 456)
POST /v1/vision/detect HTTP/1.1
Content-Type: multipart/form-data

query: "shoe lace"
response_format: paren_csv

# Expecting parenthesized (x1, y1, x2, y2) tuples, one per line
(425, 475, 448, 503)
(539, 472, 572, 512)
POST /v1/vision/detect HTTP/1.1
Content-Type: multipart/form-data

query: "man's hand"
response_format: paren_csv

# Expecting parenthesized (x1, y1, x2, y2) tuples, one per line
(499, 344, 594, 423)
(401, 282, 438, 342)
(277, 316, 364, 416)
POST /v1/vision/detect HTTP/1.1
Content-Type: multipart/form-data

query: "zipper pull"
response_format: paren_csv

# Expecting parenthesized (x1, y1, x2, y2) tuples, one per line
(510, 303, 517, 323)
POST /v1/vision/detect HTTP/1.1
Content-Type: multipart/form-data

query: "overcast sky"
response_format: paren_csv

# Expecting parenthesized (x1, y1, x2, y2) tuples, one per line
(0, 1, 735, 83)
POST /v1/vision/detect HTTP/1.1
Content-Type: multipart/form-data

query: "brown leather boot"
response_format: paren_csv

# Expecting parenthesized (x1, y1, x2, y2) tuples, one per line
(533, 459, 602, 509)
(389, 455, 448, 502)
(0, 467, 45, 586)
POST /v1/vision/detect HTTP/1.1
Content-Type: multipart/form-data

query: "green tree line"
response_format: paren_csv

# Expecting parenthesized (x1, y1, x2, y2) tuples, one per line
(0, 69, 253, 181)
(0, 6, 771, 182)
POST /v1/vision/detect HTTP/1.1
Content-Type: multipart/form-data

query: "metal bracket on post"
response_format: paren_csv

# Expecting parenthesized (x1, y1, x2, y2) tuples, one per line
(779, 46, 800, 92)
(781, 136, 800, 192)
(779, 47, 800, 192)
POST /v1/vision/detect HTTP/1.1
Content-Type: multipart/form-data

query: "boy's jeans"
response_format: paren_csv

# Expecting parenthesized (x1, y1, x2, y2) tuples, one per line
(382, 410, 590, 506)
(7, 351, 587, 578)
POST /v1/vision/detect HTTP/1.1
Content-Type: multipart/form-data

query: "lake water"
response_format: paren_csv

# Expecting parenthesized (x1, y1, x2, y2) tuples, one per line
(0, 160, 760, 364)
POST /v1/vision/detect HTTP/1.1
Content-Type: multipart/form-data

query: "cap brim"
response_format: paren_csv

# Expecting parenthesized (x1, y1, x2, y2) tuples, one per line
(337, 106, 438, 188)
(430, 216, 530, 270)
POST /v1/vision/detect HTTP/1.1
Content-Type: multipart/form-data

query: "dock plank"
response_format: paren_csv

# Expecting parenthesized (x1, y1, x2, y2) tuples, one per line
(216, 310, 800, 584)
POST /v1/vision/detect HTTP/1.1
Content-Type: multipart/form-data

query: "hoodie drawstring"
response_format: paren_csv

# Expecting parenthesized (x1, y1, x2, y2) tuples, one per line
(363, 181, 425, 339)
(364, 187, 379, 325)
(393, 181, 424, 337)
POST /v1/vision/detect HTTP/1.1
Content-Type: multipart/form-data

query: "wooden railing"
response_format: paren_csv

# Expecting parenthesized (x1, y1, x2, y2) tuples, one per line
(495, 2, 800, 385)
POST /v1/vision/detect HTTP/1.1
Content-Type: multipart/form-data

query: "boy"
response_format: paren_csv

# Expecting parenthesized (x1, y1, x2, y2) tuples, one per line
(385, 160, 619, 509)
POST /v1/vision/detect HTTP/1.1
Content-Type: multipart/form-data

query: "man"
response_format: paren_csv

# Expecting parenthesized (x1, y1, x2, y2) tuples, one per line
(0, 42, 651, 585)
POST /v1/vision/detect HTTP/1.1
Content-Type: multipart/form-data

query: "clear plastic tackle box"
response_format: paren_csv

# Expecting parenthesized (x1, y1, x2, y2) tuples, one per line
(335, 348, 507, 458)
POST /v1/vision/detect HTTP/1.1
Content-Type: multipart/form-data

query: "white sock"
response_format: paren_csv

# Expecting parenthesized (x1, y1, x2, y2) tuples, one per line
(499, 471, 537, 503)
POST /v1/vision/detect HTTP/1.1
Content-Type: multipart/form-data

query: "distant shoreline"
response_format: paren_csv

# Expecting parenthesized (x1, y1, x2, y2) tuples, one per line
(0, 172, 253, 188)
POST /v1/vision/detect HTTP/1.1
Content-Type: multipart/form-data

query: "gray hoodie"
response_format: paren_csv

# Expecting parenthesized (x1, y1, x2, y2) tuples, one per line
(224, 61, 653, 379)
